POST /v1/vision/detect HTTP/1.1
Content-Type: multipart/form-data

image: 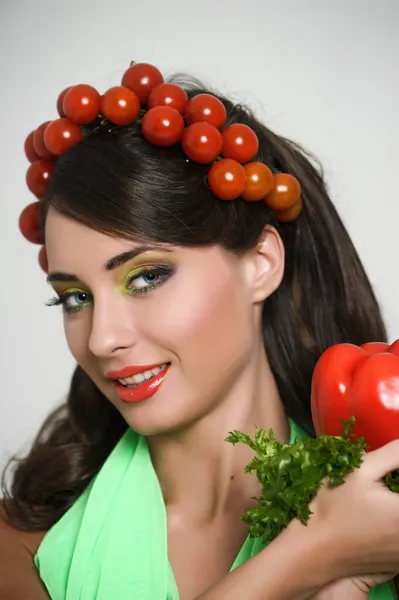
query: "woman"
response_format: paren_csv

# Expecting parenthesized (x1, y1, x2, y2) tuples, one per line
(2, 62, 399, 600)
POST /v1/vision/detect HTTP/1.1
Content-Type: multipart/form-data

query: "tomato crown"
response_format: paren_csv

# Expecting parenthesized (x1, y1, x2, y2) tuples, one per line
(20, 61, 302, 272)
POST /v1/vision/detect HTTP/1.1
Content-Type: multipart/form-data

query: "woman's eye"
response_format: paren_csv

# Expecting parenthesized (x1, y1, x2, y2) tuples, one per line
(46, 290, 93, 313)
(126, 266, 173, 293)
(130, 272, 161, 289)
(64, 292, 91, 310)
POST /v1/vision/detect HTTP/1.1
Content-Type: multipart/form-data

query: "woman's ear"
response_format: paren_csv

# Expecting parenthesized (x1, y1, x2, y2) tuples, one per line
(244, 226, 285, 303)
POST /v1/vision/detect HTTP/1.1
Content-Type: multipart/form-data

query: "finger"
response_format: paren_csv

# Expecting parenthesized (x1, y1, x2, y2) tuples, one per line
(361, 439, 399, 480)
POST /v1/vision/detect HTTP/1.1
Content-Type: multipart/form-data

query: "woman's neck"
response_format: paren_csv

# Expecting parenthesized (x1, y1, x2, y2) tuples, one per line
(147, 349, 289, 523)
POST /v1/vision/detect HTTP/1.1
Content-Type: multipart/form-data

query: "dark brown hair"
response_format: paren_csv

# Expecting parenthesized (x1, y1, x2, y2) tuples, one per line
(2, 78, 387, 531)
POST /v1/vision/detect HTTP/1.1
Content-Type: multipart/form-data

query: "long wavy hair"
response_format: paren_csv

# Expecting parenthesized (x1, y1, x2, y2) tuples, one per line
(2, 78, 387, 531)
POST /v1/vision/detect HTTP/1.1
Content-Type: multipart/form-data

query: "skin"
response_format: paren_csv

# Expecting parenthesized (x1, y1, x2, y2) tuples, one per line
(44, 208, 391, 600)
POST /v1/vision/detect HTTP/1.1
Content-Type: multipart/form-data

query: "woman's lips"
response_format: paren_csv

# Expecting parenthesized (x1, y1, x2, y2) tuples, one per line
(108, 363, 170, 404)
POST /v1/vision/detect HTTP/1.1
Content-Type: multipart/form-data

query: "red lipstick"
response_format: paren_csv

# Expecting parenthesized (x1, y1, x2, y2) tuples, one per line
(107, 363, 170, 404)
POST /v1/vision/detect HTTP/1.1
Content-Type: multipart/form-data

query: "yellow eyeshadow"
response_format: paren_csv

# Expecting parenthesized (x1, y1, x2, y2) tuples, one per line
(51, 282, 89, 295)
(118, 265, 147, 293)
(63, 287, 90, 295)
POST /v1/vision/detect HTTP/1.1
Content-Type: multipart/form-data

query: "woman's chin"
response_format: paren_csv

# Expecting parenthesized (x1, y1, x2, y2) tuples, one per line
(119, 400, 195, 438)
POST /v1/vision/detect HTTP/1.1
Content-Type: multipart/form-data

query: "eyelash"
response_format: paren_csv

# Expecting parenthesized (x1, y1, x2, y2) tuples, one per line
(46, 265, 174, 314)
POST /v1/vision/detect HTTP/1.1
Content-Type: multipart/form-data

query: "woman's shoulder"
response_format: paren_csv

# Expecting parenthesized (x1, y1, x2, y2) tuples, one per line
(0, 501, 50, 599)
(0, 500, 46, 553)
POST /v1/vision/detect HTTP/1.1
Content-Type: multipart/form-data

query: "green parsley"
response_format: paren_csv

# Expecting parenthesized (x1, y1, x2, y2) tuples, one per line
(226, 418, 399, 543)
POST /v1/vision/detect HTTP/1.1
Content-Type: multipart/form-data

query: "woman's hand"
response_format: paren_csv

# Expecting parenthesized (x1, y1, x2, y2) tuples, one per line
(310, 578, 369, 600)
(310, 573, 396, 600)
(298, 439, 399, 580)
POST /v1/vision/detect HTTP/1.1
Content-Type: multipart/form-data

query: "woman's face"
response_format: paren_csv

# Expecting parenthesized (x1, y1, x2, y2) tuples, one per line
(45, 208, 282, 435)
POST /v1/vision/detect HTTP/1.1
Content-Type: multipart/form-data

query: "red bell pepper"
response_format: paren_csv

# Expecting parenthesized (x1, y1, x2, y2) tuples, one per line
(311, 339, 399, 451)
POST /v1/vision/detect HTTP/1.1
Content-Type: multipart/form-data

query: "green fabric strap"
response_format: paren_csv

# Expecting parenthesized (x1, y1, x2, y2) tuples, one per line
(34, 422, 396, 600)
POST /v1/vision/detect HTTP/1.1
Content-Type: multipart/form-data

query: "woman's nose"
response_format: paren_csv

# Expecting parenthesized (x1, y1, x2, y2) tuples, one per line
(88, 295, 139, 358)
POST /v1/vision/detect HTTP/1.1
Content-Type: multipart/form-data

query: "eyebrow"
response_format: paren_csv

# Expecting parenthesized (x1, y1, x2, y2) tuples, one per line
(46, 244, 174, 283)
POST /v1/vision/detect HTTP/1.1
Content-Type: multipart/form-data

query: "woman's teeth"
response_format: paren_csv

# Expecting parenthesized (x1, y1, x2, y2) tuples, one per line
(117, 364, 168, 388)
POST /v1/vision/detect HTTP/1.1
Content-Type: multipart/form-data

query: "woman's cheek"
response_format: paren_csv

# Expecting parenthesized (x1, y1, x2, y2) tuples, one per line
(64, 312, 92, 363)
(146, 273, 241, 353)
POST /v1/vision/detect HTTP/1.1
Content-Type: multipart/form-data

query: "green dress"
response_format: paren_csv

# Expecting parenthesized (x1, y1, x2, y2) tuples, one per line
(34, 421, 396, 599)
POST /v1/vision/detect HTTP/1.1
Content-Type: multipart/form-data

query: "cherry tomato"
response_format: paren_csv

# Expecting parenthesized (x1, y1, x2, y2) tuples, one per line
(148, 83, 188, 114)
(63, 84, 101, 125)
(181, 122, 223, 164)
(24, 131, 40, 163)
(19, 202, 43, 244)
(208, 158, 246, 200)
(44, 118, 83, 156)
(57, 86, 73, 117)
(26, 159, 55, 198)
(265, 173, 301, 211)
(38, 246, 49, 274)
(222, 124, 259, 164)
(122, 63, 164, 104)
(100, 86, 140, 125)
(184, 94, 227, 129)
(242, 162, 274, 201)
(274, 197, 302, 222)
(141, 106, 184, 147)
(33, 122, 53, 160)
